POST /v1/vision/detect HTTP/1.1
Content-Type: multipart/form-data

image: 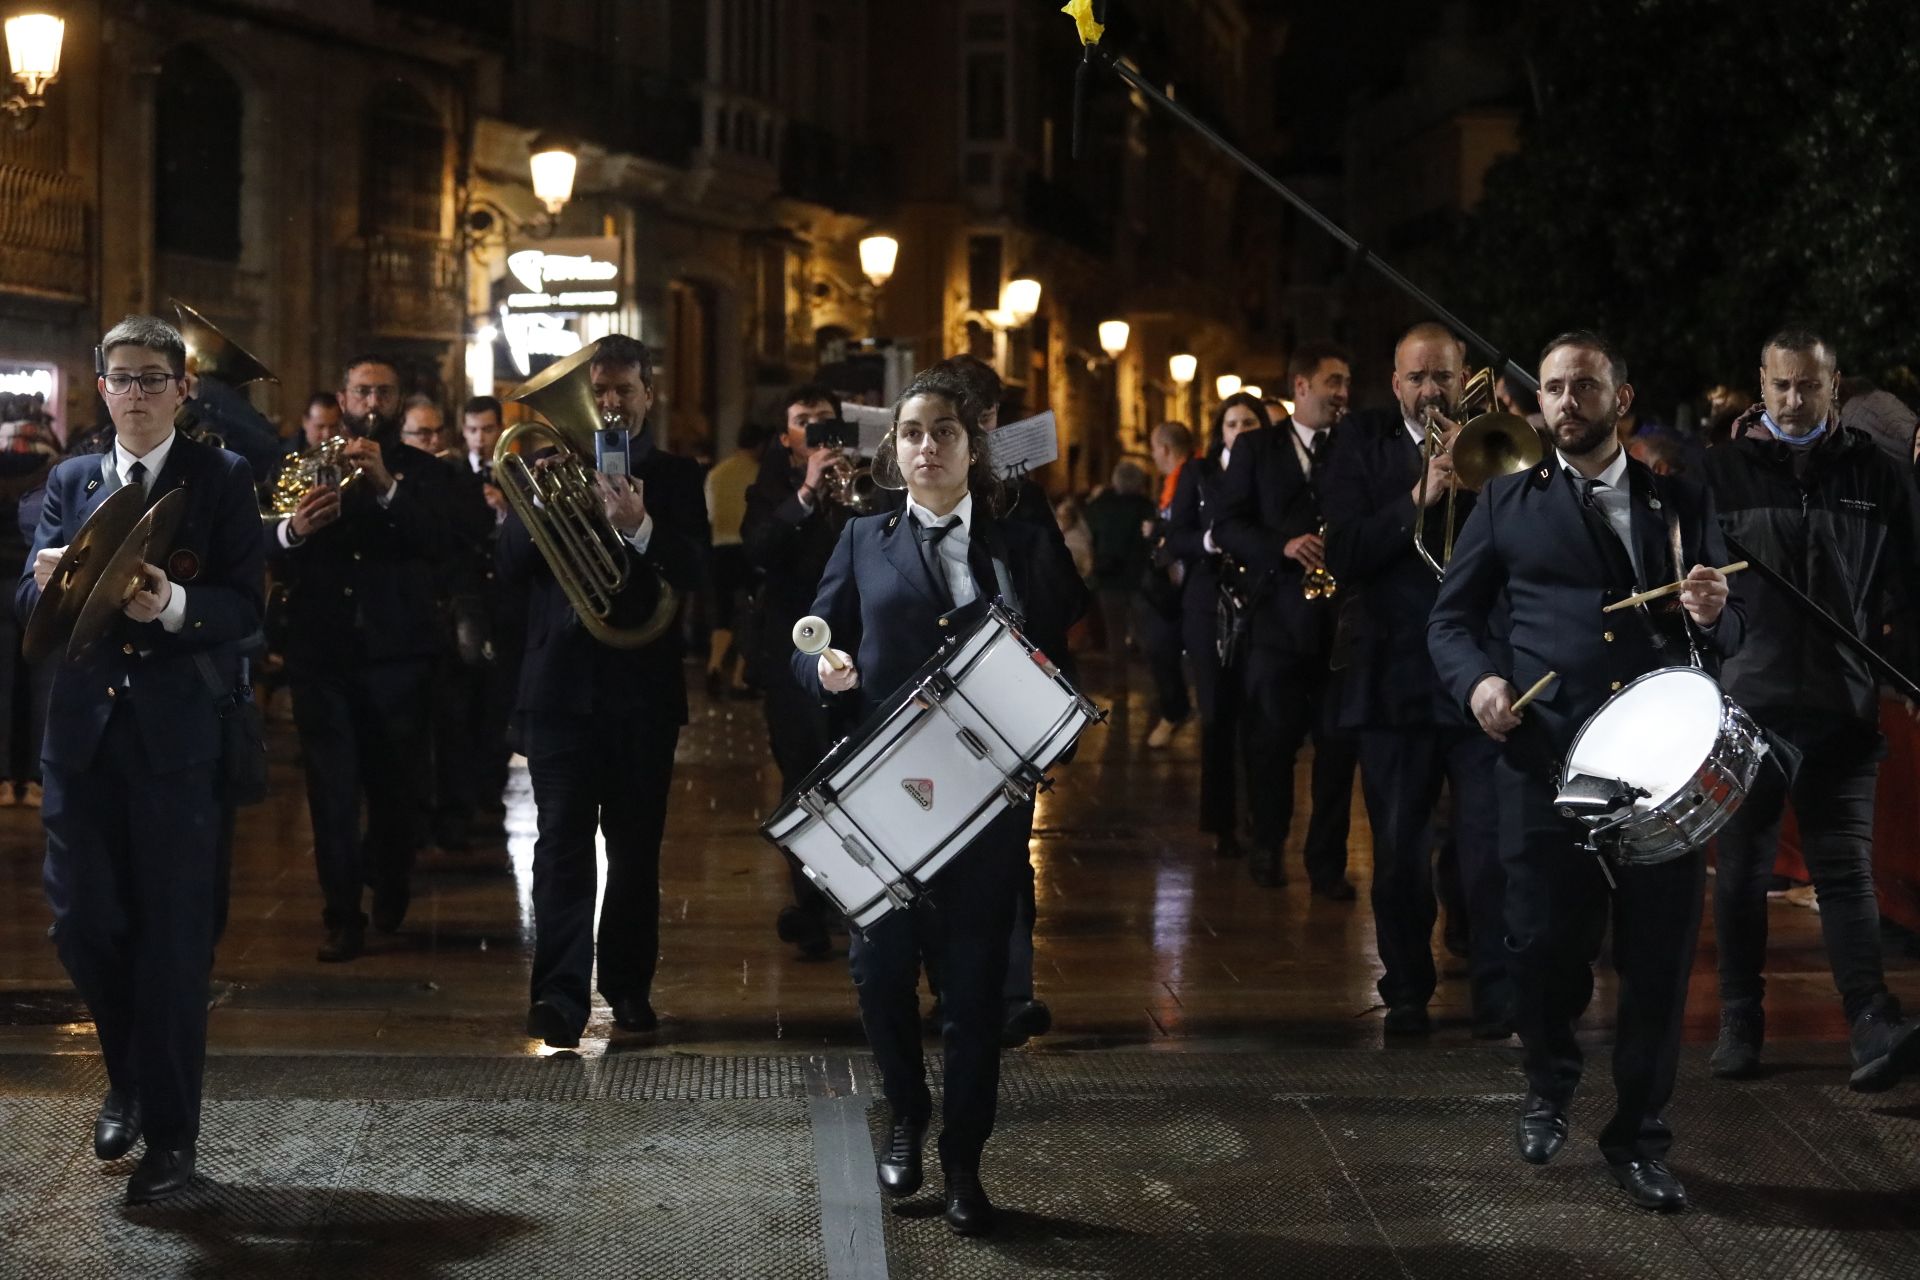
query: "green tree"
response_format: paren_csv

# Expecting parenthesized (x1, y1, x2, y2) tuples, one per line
(1452, 0, 1920, 408)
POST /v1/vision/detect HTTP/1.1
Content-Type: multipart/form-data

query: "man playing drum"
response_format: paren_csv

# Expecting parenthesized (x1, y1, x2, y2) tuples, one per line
(795, 366, 1087, 1237)
(1428, 331, 1741, 1212)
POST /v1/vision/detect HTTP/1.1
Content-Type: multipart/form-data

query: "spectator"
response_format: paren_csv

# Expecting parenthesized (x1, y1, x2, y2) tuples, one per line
(1083, 459, 1156, 675)
(1054, 495, 1095, 580)
(703, 421, 766, 699)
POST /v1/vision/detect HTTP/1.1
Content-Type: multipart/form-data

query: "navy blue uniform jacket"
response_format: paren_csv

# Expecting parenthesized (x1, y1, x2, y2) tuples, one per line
(1427, 454, 1746, 766)
(16, 433, 265, 773)
(791, 501, 1089, 718)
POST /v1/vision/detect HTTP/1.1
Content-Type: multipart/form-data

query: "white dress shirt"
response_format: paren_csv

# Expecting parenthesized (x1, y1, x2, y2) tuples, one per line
(110, 432, 188, 633)
(1560, 444, 1640, 583)
(906, 491, 977, 608)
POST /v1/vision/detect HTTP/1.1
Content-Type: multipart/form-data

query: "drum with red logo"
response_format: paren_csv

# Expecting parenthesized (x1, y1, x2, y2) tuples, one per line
(761, 604, 1102, 928)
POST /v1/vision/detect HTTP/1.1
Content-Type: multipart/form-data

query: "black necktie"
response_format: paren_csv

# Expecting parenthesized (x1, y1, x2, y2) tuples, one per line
(916, 519, 959, 606)
(1309, 431, 1326, 462)
(127, 460, 147, 493)
(1575, 475, 1636, 591)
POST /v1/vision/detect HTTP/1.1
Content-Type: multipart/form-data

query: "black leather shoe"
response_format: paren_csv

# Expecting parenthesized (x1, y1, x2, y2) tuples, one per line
(1213, 832, 1242, 859)
(1383, 1003, 1431, 1036)
(1001, 999, 1052, 1048)
(1249, 850, 1287, 888)
(877, 1115, 927, 1197)
(1710, 999, 1764, 1079)
(316, 925, 364, 963)
(776, 905, 833, 960)
(370, 886, 409, 934)
(1515, 1094, 1568, 1165)
(525, 1000, 580, 1048)
(93, 1090, 141, 1161)
(1311, 878, 1357, 902)
(1609, 1158, 1687, 1211)
(1849, 994, 1920, 1092)
(943, 1167, 995, 1236)
(610, 997, 658, 1033)
(125, 1146, 195, 1205)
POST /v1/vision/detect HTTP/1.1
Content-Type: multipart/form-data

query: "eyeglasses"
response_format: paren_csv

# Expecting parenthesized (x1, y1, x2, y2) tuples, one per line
(102, 372, 179, 396)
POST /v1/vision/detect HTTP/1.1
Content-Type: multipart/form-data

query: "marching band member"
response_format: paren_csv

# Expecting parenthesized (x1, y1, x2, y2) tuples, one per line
(796, 366, 1087, 1236)
(502, 335, 709, 1048)
(20, 315, 265, 1202)
(1704, 328, 1920, 1089)
(1429, 330, 1741, 1211)
(1320, 323, 1507, 1035)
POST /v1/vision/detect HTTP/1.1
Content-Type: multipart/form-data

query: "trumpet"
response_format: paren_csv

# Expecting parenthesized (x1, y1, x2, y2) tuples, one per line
(820, 452, 883, 513)
(1414, 367, 1546, 577)
(1302, 521, 1337, 599)
(502, 340, 676, 649)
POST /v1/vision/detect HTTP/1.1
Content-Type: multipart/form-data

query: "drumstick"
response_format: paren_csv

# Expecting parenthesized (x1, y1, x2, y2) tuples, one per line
(792, 615, 847, 670)
(1511, 670, 1556, 713)
(1601, 562, 1748, 613)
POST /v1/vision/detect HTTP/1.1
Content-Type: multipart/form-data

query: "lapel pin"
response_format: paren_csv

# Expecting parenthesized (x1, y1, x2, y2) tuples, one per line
(86, 478, 100, 494)
(1649, 497, 1662, 510)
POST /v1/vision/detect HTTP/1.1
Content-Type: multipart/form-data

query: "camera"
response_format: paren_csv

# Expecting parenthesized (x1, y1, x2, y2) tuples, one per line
(804, 418, 859, 450)
(594, 427, 632, 478)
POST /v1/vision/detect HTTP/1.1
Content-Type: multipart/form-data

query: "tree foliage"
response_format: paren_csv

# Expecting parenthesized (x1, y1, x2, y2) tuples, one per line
(1450, 0, 1920, 407)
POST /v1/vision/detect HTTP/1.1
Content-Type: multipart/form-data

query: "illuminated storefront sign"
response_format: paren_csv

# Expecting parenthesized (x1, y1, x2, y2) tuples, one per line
(503, 237, 623, 313)
(0, 362, 57, 398)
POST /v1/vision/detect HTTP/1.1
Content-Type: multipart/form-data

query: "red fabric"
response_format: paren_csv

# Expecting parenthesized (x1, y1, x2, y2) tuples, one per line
(1159, 457, 1187, 512)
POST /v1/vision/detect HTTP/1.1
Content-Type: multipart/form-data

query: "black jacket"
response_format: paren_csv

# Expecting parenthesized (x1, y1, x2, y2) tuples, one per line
(1213, 420, 1336, 654)
(1321, 407, 1476, 729)
(268, 430, 452, 670)
(741, 447, 869, 678)
(17, 434, 265, 773)
(793, 503, 1089, 718)
(1159, 452, 1223, 622)
(1705, 421, 1920, 727)
(499, 436, 709, 724)
(1428, 453, 1746, 766)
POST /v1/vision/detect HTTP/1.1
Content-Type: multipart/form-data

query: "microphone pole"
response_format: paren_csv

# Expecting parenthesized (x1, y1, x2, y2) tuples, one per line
(1062, 4, 1537, 393)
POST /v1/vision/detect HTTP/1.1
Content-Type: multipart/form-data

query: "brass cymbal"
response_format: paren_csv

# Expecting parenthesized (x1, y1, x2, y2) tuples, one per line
(67, 489, 190, 661)
(21, 484, 148, 664)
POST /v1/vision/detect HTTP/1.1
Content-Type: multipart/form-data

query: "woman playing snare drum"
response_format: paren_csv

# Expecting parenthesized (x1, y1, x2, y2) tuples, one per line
(795, 367, 1087, 1236)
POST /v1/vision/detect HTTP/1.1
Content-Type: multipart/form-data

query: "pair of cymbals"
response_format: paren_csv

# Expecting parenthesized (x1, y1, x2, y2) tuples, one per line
(23, 485, 189, 663)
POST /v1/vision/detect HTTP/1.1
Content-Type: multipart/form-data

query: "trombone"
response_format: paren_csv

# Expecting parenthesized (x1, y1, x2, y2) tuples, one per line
(1414, 368, 1546, 577)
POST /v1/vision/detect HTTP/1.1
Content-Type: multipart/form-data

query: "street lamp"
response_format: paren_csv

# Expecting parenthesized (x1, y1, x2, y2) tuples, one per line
(1240, 384, 1262, 399)
(1168, 353, 1197, 386)
(1215, 373, 1241, 399)
(1002, 277, 1042, 328)
(1097, 319, 1130, 360)
(527, 133, 579, 215)
(3, 12, 63, 131)
(858, 234, 899, 289)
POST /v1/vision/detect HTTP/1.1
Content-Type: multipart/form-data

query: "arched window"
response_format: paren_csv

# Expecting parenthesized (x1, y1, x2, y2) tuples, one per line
(154, 45, 243, 261)
(361, 81, 445, 237)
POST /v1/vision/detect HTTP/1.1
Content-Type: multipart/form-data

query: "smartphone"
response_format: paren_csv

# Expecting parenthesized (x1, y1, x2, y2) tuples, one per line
(594, 427, 631, 479)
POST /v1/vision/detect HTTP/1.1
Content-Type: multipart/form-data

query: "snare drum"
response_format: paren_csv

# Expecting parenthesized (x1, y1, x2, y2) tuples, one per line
(761, 604, 1102, 927)
(1557, 666, 1767, 865)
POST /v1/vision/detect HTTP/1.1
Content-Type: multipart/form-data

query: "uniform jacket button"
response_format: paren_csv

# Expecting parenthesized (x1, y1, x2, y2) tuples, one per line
(106, 686, 117, 698)
(1610, 680, 1622, 691)
(122, 643, 135, 655)
(1602, 630, 1614, 643)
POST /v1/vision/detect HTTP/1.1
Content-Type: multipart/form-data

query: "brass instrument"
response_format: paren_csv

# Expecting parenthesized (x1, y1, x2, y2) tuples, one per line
(1302, 521, 1337, 600)
(263, 434, 359, 523)
(500, 340, 677, 648)
(1414, 367, 1546, 577)
(820, 452, 883, 513)
(171, 299, 276, 453)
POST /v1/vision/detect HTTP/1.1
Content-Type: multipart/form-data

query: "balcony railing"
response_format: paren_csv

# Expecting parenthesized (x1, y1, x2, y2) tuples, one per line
(342, 234, 464, 340)
(0, 164, 88, 302)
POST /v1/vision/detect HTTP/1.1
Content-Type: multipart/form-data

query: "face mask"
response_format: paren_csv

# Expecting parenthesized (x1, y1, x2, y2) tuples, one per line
(1760, 410, 1827, 446)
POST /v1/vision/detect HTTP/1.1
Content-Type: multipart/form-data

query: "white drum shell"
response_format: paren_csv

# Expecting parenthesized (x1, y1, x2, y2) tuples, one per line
(763, 609, 1097, 927)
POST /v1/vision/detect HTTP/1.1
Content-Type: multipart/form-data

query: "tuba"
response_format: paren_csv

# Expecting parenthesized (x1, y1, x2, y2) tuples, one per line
(171, 299, 276, 454)
(499, 340, 677, 648)
(1414, 367, 1547, 577)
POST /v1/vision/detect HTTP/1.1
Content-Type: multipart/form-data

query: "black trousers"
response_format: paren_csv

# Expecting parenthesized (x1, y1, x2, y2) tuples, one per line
(523, 709, 679, 1032)
(1244, 647, 1357, 885)
(1184, 611, 1242, 837)
(43, 705, 223, 1148)
(850, 806, 1024, 1172)
(293, 661, 433, 931)
(1497, 757, 1702, 1163)
(431, 649, 516, 842)
(762, 657, 840, 925)
(1356, 726, 1504, 1011)
(1714, 718, 1888, 1022)
(1134, 597, 1190, 724)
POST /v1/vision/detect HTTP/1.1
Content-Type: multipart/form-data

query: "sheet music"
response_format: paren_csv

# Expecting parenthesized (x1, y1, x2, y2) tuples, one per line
(986, 410, 1059, 480)
(842, 403, 892, 458)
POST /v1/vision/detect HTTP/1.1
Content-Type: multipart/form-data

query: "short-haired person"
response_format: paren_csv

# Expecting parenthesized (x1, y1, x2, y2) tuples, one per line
(1139, 422, 1194, 749)
(1320, 323, 1509, 1036)
(1429, 330, 1740, 1211)
(1704, 329, 1920, 1088)
(272, 354, 454, 961)
(1214, 344, 1359, 895)
(301, 392, 344, 449)
(19, 315, 265, 1202)
(797, 367, 1088, 1235)
(400, 396, 447, 456)
(502, 335, 710, 1046)
(1160, 393, 1269, 857)
(743, 382, 861, 959)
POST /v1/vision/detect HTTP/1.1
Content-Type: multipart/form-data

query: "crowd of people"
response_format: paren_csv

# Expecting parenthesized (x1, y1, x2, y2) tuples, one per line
(12, 310, 1920, 1232)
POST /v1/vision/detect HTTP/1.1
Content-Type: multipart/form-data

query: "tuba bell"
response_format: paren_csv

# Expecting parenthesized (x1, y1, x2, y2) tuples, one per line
(1414, 367, 1546, 577)
(173, 299, 275, 389)
(499, 340, 677, 648)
